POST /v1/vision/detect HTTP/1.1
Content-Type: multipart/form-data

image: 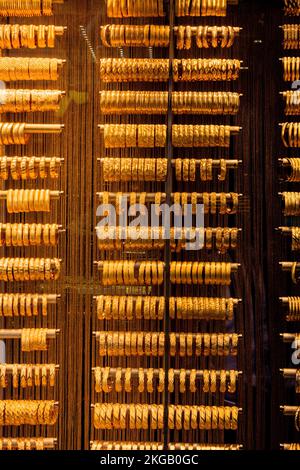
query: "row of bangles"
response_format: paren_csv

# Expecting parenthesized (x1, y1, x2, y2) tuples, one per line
(90, 442, 241, 451)
(0, 156, 61, 180)
(0, 89, 63, 113)
(104, 124, 234, 148)
(99, 191, 239, 214)
(0, 364, 57, 387)
(175, 158, 228, 181)
(282, 24, 300, 49)
(96, 331, 239, 357)
(286, 297, 300, 320)
(93, 404, 239, 430)
(103, 124, 235, 148)
(0, 400, 58, 425)
(284, 0, 300, 16)
(282, 192, 300, 216)
(100, 25, 239, 49)
(100, 91, 241, 115)
(283, 91, 300, 115)
(98, 261, 235, 286)
(0, 223, 59, 246)
(21, 328, 53, 351)
(0, 257, 61, 281)
(106, 0, 165, 17)
(282, 57, 300, 81)
(106, 0, 228, 17)
(281, 122, 300, 147)
(97, 227, 239, 253)
(0, 24, 61, 49)
(100, 58, 241, 82)
(97, 227, 239, 254)
(0, 57, 63, 81)
(6, 188, 52, 213)
(291, 226, 300, 250)
(102, 157, 167, 182)
(95, 295, 237, 321)
(0, 438, 51, 450)
(0, 0, 54, 16)
(94, 367, 238, 394)
(0, 293, 49, 316)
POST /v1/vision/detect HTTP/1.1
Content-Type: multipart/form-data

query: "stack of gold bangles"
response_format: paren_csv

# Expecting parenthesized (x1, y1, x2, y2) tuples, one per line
(100, 91, 240, 115)
(90, 442, 241, 451)
(93, 404, 239, 430)
(169, 333, 239, 356)
(0, 223, 59, 246)
(175, 158, 228, 181)
(102, 157, 168, 181)
(173, 59, 241, 81)
(170, 262, 234, 285)
(97, 227, 239, 253)
(96, 295, 165, 320)
(174, 192, 239, 214)
(0, 400, 58, 425)
(93, 367, 238, 394)
(99, 191, 239, 214)
(100, 58, 241, 82)
(284, 0, 300, 16)
(175, 0, 228, 16)
(282, 443, 300, 450)
(283, 158, 300, 180)
(0, 0, 54, 16)
(0, 89, 63, 112)
(173, 92, 240, 114)
(100, 91, 168, 114)
(289, 262, 300, 284)
(106, 0, 165, 17)
(103, 124, 235, 147)
(291, 227, 300, 250)
(103, 124, 166, 148)
(169, 444, 241, 451)
(0, 438, 52, 450)
(99, 261, 164, 286)
(0, 257, 61, 281)
(0, 364, 57, 388)
(176, 26, 239, 49)
(172, 228, 239, 253)
(21, 328, 51, 351)
(281, 122, 300, 147)
(0, 156, 61, 179)
(172, 125, 233, 147)
(0, 24, 62, 49)
(97, 227, 166, 251)
(6, 189, 51, 213)
(170, 296, 237, 320)
(285, 297, 300, 321)
(96, 332, 239, 357)
(282, 57, 300, 81)
(282, 91, 300, 115)
(0, 293, 49, 316)
(100, 58, 170, 82)
(282, 192, 300, 215)
(0, 57, 63, 81)
(96, 331, 165, 357)
(0, 123, 30, 144)
(91, 441, 163, 450)
(282, 25, 300, 49)
(100, 25, 170, 47)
